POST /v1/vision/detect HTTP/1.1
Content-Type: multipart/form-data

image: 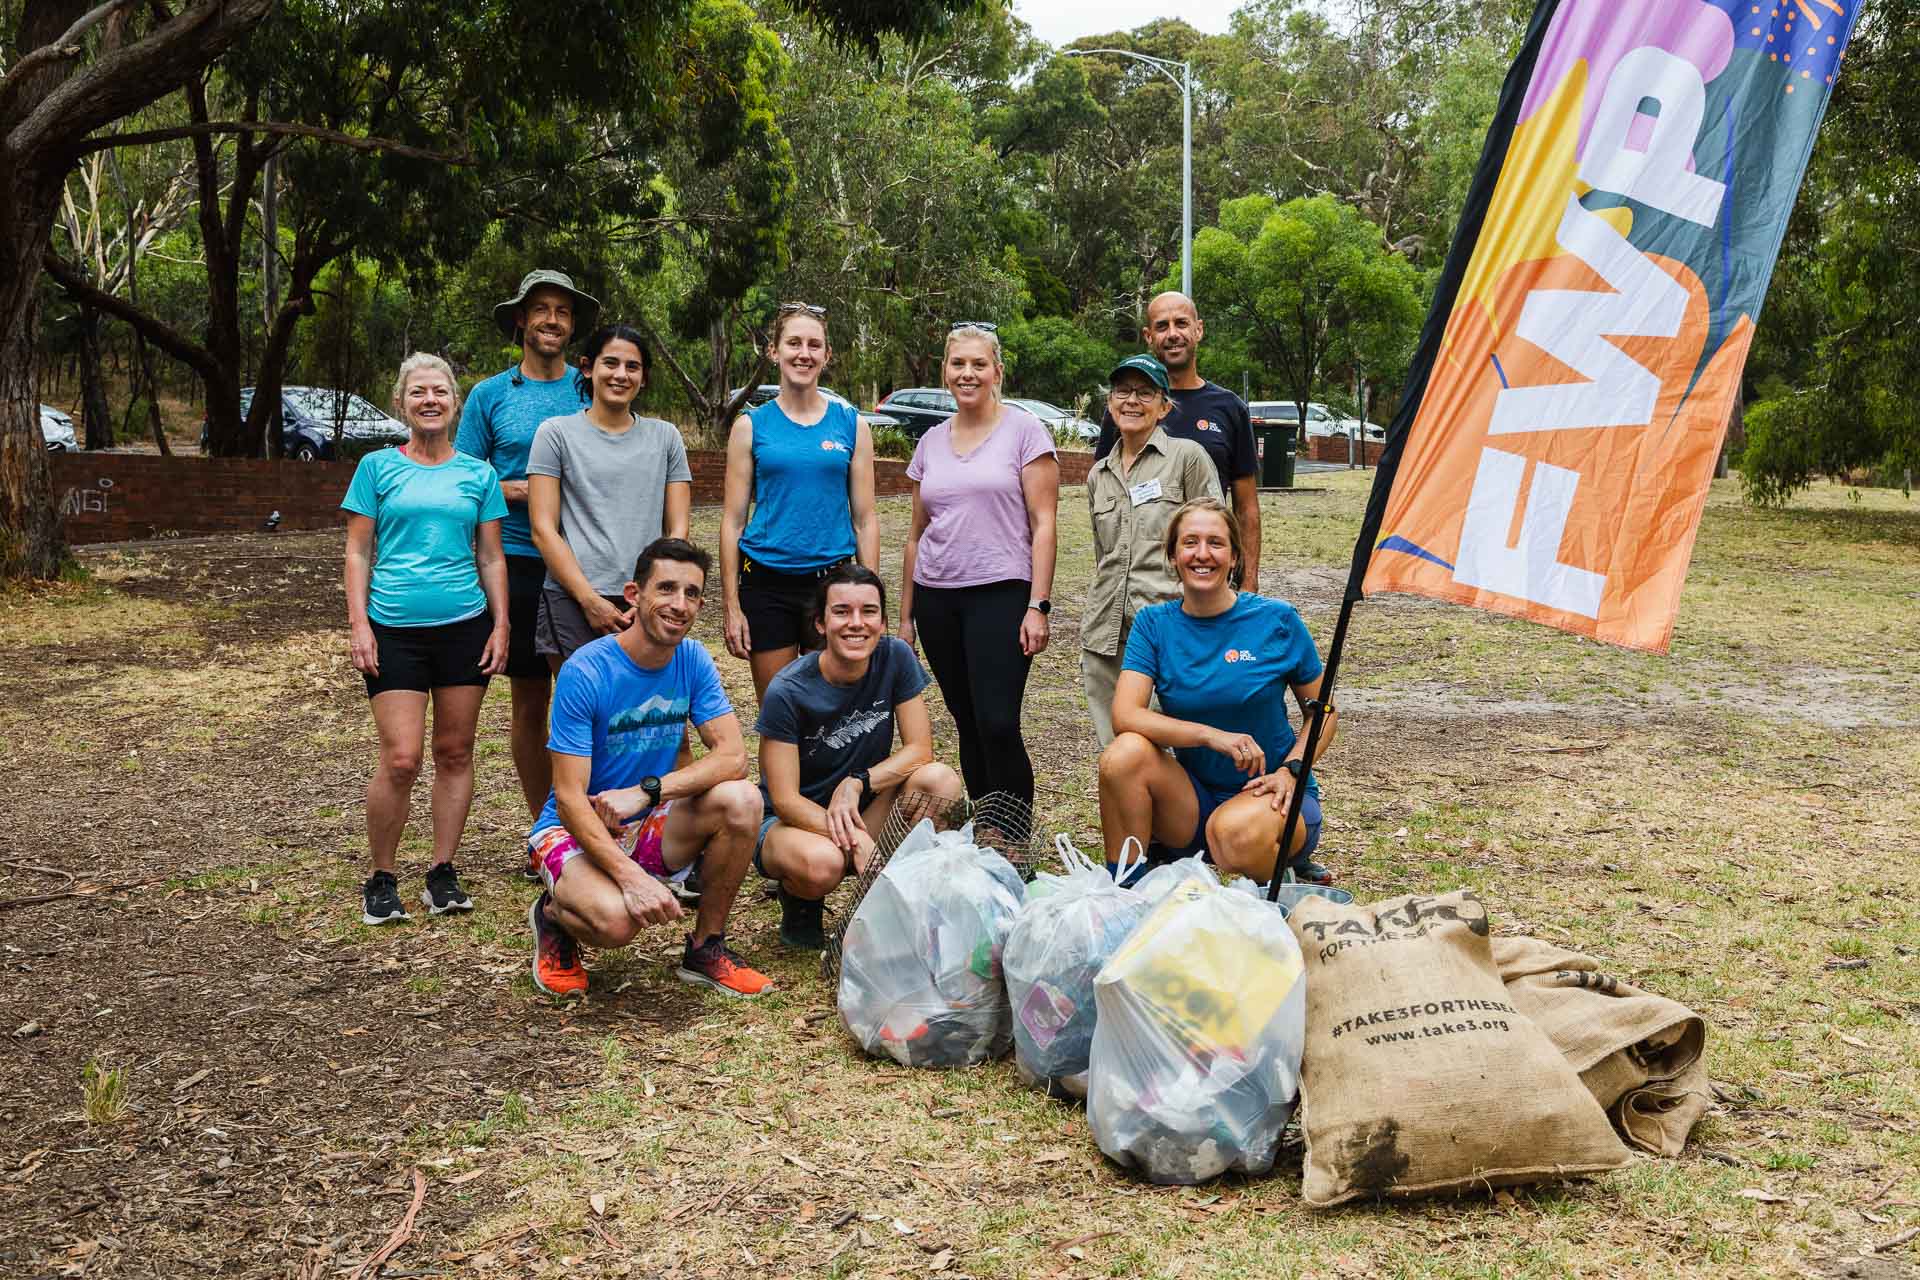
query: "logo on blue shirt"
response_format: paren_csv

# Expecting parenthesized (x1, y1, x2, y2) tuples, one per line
(608, 694, 689, 756)
(1223, 648, 1256, 663)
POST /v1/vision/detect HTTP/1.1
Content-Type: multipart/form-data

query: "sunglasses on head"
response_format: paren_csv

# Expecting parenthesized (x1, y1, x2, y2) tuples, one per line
(778, 301, 827, 317)
(948, 321, 998, 333)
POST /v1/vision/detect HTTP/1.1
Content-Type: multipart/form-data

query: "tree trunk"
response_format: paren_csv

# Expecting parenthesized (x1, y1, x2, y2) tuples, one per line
(75, 300, 114, 450)
(1, 168, 67, 578)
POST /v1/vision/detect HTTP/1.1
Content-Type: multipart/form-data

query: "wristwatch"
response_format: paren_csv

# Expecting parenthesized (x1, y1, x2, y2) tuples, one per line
(851, 767, 874, 807)
(1028, 598, 1051, 615)
(1280, 759, 1304, 781)
(640, 775, 663, 807)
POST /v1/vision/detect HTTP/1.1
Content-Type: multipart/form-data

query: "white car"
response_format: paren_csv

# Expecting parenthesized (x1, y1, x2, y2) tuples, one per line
(1007, 397, 1100, 443)
(40, 404, 77, 451)
(1249, 400, 1384, 442)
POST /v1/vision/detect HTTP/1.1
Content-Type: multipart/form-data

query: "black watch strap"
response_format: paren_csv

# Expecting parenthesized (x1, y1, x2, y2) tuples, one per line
(641, 774, 663, 806)
(1282, 758, 1304, 780)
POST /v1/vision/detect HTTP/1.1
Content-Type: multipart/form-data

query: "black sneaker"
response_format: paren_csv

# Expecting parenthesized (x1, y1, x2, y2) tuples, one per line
(1288, 856, 1335, 886)
(777, 887, 827, 950)
(362, 871, 412, 925)
(420, 862, 474, 915)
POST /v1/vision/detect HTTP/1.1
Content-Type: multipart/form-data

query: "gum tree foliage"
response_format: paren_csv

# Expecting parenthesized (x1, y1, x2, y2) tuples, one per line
(1191, 193, 1421, 430)
(1, 0, 976, 577)
(1739, 0, 1920, 503)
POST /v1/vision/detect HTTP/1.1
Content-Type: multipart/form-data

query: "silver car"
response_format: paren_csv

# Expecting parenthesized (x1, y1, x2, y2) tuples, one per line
(39, 404, 77, 451)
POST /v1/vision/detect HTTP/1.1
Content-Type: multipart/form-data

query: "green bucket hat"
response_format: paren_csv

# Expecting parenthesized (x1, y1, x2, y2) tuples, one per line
(1108, 352, 1171, 392)
(493, 269, 600, 341)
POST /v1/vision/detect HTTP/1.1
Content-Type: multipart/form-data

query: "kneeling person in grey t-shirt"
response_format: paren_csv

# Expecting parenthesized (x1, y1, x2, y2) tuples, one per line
(754, 563, 962, 950)
(528, 324, 692, 667)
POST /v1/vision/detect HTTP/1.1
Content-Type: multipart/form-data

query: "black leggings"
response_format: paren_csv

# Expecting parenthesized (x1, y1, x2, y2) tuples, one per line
(911, 578, 1035, 813)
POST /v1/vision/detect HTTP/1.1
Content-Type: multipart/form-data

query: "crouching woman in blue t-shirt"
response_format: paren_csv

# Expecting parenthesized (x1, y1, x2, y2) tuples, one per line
(1097, 497, 1340, 885)
(343, 353, 510, 926)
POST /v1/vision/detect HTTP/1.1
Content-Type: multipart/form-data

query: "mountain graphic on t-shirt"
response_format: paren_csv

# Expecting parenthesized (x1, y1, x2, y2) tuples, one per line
(807, 700, 891, 752)
(610, 694, 688, 736)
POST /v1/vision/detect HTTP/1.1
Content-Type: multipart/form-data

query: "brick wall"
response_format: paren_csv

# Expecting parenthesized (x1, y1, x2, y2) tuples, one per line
(53, 448, 1098, 546)
(1300, 435, 1385, 467)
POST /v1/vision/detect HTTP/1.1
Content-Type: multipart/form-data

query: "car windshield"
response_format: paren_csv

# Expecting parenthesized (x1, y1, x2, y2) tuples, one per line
(286, 388, 388, 422)
(1251, 403, 1298, 421)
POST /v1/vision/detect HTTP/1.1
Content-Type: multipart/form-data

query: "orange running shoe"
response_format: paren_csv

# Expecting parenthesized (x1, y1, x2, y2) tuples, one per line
(677, 933, 773, 998)
(529, 892, 587, 998)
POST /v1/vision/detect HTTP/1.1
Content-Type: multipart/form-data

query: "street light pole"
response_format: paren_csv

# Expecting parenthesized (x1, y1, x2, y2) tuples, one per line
(1062, 47, 1193, 297)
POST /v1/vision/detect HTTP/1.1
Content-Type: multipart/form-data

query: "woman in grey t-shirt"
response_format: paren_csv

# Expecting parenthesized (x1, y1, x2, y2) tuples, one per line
(527, 323, 693, 666)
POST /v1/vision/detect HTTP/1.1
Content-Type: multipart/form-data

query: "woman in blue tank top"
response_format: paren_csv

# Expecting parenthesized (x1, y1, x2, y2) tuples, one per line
(720, 304, 878, 701)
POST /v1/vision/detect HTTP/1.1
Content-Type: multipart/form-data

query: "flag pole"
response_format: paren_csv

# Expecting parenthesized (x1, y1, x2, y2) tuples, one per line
(1266, 590, 1356, 903)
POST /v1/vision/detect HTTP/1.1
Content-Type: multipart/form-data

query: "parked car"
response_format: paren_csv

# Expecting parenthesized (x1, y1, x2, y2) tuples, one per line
(39, 404, 76, 451)
(724, 384, 902, 433)
(1250, 400, 1384, 443)
(201, 386, 409, 460)
(1006, 396, 1100, 444)
(874, 387, 956, 437)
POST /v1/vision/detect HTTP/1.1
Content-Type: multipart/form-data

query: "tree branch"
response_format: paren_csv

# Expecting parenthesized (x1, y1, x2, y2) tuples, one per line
(43, 250, 217, 379)
(7, 0, 274, 163)
(75, 119, 474, 163)
(0, 0, 137, 116)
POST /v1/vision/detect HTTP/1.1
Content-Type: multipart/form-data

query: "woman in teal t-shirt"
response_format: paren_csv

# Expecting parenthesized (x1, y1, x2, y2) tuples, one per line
(342, 353, 509, 926)
(719, 304, 878, 703)
(1096, 497, 1342, 886)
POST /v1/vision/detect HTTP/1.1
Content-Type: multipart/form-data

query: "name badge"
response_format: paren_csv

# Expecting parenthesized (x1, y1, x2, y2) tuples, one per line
(1128, 477, 1163, 506)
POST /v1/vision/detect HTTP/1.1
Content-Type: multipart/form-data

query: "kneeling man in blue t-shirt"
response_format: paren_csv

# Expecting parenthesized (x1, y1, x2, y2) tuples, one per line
(526, 538, 771, 999)
(754, 563, 962, 950)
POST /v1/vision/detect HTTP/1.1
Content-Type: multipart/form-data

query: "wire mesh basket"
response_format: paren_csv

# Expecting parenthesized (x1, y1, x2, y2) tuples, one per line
(819, 790, 1045, 984)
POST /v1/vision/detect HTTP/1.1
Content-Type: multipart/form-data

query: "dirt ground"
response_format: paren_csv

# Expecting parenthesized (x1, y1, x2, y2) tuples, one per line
(1, 477, 1916, 1279)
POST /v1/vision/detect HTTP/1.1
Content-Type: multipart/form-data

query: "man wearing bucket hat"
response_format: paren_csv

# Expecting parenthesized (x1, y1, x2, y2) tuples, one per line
(456, 269, 601, 875)
(1079, 353, 1220, 748)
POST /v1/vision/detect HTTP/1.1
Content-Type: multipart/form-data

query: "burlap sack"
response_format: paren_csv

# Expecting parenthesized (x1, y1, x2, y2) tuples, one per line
(1289, 890, 1630, 1207)
(1491, 936, 1711, 1157)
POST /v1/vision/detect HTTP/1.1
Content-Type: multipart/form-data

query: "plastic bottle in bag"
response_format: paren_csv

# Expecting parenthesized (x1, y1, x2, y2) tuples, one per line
(1005, 838, 1151, 1098)
(1087, 879, 1307, 1184)
(837, 820, 1025, 1068)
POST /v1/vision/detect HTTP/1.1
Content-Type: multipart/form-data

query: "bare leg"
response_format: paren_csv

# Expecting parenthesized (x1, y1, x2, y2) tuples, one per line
(749, 646, 797, 703)
(1205, 791, 1312, 882)
(426, 684, 487, 866)
(366, 691, 428, 873)
(508, 675, 553, 817)
(1097, 732, 1201, 861)
(659, 780, 763, 944)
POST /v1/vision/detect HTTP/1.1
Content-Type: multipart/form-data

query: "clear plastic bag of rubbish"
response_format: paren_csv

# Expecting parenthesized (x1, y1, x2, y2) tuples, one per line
(1131, 854, 1219, 905)
(837, 819, 1026, 1069)
(1087, 878, 1307, 1184)
(1005, 837, 1152, 1099)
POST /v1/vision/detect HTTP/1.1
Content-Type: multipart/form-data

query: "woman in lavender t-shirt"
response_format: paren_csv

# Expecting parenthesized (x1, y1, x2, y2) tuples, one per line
(897, 324, 1059, 817)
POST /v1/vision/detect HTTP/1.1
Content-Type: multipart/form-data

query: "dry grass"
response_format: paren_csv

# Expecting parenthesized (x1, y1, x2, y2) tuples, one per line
(7, 474, 1919, 1277)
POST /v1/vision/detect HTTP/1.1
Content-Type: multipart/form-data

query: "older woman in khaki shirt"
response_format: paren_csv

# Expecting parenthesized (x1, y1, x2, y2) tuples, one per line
(1080, 354, 1221, 746)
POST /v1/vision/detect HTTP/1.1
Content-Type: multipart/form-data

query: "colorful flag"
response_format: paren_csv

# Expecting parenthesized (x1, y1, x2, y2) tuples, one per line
(1352, 0, 1861, 653)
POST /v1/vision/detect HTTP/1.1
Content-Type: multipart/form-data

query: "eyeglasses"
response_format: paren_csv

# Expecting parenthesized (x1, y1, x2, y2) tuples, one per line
(948, 321, 998, 333)
(1107, 385, 1163, 404)
(778, 302, 827, 317)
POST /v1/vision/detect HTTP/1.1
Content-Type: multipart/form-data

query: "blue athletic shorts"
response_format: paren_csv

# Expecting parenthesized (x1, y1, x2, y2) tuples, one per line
(1150, 770, 1323, 866)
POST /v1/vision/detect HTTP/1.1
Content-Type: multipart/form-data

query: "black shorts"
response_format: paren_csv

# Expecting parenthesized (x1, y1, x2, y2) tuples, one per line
(738, 557, 850, 654)
(504, 555, 551, 681)
(363, 613, 492, 698)
(535, 584, 629, 662)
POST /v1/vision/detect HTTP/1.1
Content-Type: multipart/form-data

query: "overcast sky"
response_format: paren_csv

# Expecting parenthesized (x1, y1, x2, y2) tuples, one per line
(1014, 1, 1242, 47)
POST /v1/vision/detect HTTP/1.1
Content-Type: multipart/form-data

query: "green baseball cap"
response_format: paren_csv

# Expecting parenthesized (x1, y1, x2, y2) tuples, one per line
(1108, 353, 1170, 392)
(493, 269, 600, 340)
